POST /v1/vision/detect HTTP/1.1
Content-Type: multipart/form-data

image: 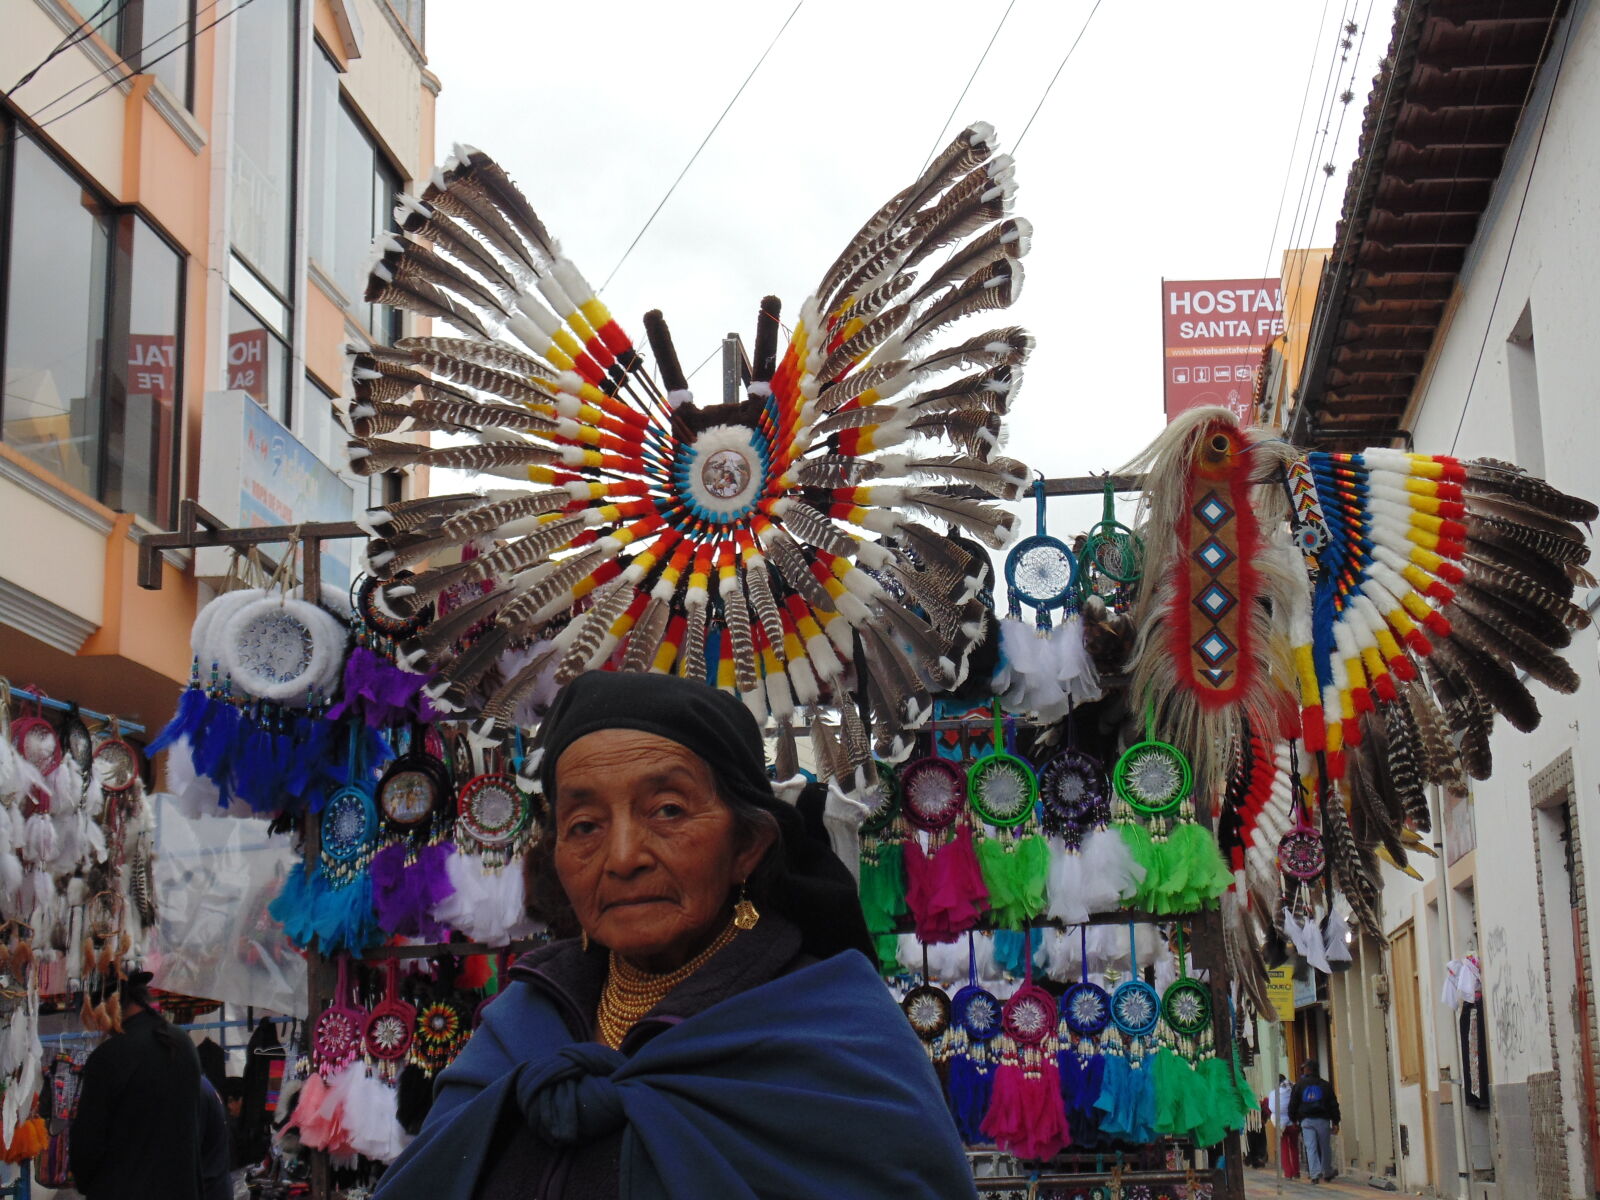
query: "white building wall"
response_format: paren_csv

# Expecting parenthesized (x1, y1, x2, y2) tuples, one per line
(1380, 1, 1600, 1195)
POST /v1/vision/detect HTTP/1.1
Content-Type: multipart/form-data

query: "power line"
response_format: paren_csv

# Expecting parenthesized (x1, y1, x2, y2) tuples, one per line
(1014, 0, 1103, 152)
(1256, 0, 1334, 282)
(918, 0, 1017, 175)
(1279, 0, 1360, 287)
(600, 0, 804, 294)
(5, 0, 128, 97)
(1285, 0, 1373, 308)
(6, 0, 250, 150)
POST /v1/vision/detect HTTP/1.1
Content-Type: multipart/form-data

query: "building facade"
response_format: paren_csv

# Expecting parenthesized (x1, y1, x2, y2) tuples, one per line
(0, 0, 436, 733)
(1291, 1, 1598, 1196)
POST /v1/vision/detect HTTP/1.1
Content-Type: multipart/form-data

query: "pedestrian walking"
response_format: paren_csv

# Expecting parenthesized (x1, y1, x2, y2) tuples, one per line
(1289, 1058, 1341, 1183)
(68, 971, 205, 1200)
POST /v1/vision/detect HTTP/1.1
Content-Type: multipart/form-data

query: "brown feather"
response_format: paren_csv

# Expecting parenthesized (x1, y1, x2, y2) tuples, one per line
(397, 336, 557, 383)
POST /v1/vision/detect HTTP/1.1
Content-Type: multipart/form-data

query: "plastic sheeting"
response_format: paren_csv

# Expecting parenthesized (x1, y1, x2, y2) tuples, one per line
(147, 794, 307, 1016)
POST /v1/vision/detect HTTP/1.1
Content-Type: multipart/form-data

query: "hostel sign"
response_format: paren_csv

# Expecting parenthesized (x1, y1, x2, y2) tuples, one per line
(1160, 278, 1284, 423)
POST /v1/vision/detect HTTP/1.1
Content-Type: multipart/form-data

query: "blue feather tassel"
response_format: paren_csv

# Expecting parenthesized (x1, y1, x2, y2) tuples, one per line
(148, 685, 207, 755)
(948, 1051, 995, 1142)
(191, 696, 237, 780)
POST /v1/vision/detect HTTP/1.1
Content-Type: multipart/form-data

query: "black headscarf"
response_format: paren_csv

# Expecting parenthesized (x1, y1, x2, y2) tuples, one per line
(535, 672, 872, 962)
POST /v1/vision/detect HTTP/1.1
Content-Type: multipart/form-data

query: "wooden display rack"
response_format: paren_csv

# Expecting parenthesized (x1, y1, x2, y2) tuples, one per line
(136, 474, 1245, 1200)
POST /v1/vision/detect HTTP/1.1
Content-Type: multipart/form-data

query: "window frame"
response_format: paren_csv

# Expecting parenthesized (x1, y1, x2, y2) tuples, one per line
(0, 115, 190, 526)
(103, 213, 188, 527)
(228, 0, 301, 309)
(118, 0, 198, 110)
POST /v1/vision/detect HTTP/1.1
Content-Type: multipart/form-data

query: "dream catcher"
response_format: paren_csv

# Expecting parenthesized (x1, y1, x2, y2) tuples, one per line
(429, 735, 536, 947)
(1150, 929, 1250, 1148)
(903, 749, 987, 944)
(1058, 925, 1110, 1145)
(995, 481, 1101, 723)
(412, 996, 471, 1075)
(981, 925, 1071, 1160)
(856, 757, 907, 975)
(312, 957, 365, 1077)
(270, 724, 383, 955)
(1079, 477, 1144, 601)
(966, 707, 1048, 930)
(371, 724, 456, 941)
(946, 934, 1001, 1143)
(1109, 923, 1161, 1039)
(902, 976, 951, 1047)
(1042, 739, 1142, 925)
(1091, 928, 1158, 1146)
(1061, 926, 1110, 1039)
(10, 688, 61, 802)
(219, 559, 347, 706)
(1159, 926, 1211, 1043)
(364, 959, 418, 1079)
(1113, 709, 1232, 916)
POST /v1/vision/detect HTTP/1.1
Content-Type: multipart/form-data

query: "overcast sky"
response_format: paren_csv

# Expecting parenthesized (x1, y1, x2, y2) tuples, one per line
(427, 0, 1384, 534)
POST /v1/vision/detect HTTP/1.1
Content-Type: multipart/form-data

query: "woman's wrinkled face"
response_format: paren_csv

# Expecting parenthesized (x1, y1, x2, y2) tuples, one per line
(552, 729, 772, 973)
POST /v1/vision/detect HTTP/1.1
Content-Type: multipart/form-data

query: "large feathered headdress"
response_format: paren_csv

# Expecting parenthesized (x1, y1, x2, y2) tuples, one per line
(1124, 405, 1596, 942)
(345, 126, 1033, 755)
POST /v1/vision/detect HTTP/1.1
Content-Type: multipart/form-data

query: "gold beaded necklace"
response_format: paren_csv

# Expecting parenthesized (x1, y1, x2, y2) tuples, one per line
(596, 920, 739, 1050)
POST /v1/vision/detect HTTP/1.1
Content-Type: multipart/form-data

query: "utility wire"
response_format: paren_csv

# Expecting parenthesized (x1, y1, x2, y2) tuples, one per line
(1014, 0, 1104, 152)
(6, 0, 250, 149)
(20, 0, 225, 122)
(600, 0, 804, 293)
(1285, 0, 1373, 308)
(1256, 0, 1334, 282)
(1279, 0, 1360, 286)
(5, 0, 128, 97)
(918, 0, 1017, 174)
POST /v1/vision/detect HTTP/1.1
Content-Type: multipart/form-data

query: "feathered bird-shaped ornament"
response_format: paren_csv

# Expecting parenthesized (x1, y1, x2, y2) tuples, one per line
(1122, 406, 1594, 941)
(346, 129, 1032, 743)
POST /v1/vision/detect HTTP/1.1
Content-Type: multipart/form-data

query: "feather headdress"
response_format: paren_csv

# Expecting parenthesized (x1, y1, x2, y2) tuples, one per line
(346, 129, 1032, 741)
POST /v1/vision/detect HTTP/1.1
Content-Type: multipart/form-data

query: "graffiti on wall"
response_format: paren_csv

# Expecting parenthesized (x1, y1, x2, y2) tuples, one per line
(1485, 925, 1547, 1071)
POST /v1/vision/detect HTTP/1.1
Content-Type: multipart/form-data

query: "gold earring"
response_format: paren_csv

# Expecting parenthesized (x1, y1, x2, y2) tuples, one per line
(733, 883, 760, 931)
(581, 930, 590, 952)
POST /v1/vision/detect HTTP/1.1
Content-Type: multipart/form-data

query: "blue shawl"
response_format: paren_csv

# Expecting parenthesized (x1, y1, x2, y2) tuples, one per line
(375, 951, 974, 1199)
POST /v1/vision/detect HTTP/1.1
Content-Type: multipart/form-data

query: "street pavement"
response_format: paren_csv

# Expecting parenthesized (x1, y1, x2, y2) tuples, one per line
(1243, 1168, 1417, 1199)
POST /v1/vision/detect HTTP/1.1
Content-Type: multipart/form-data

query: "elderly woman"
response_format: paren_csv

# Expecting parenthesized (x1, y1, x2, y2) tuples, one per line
(377, 672, 974, 1199)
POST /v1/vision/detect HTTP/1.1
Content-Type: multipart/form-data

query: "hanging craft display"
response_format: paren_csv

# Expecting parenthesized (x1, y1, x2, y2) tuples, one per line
(1120, 405, 1596, 955)
(270, 725, 383, 955)
(364, 960, 418, 1074)
(1079, 476, 1144, 597)
(1109, 924, 1160, 1038)
(1159, 927, 1211, 1040)
(1060, 925, 1110, 1038)
(312, 957, 364, 1077)
(982, 926, 1072, 1161)
(967, 704, 1038, 828)
(898, 753, 963, 833)
(903, 737, 988, 943)
(346, 126, 1032, 757)
(994, 483, 1102, 723)
(1112, 710, 1192, 818)
(1005, 478, 1078, 624)
(946, 935, 1001, 1144)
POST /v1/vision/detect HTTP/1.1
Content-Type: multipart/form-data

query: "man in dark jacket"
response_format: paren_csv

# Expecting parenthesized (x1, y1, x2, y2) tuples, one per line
(69, 972, 204, 1200)
(1289, 1058, 1341, 1183)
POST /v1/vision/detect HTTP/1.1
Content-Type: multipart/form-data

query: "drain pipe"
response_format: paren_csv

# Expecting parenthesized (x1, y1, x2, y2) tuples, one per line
(1433, 784, 1472, 1200)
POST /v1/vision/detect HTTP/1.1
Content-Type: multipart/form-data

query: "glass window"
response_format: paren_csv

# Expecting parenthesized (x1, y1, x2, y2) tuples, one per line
(303, 372, 344, 468)
(229, 295, 291, 428)
(309, 47, 403, 339)
(124, 0, 194, 105)
(2, 138, 112, 497)
(230, 0, 296, 296)
(104, 218, 184, 524)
